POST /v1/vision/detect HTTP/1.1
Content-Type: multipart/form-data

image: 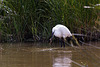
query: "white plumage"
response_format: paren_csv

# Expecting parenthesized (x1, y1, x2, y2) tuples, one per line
(52, 24, 72, 38)
(50, 24, 80, 47)
(50, 24, 74, 47)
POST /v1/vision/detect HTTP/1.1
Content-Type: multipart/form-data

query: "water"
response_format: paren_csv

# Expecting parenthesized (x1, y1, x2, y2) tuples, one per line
(0, 42, 100, 67)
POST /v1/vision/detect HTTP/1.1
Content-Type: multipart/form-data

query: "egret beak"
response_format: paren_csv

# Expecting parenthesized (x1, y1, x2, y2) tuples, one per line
(49, 32, 54, 44)
(49, 38, 52, 44)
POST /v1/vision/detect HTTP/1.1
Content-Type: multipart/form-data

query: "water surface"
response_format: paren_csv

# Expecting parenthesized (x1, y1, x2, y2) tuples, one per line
(0, 42, 100, 67)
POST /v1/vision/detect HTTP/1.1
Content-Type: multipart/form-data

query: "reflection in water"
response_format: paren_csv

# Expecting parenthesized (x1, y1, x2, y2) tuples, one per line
(52, 50, 72, 67)
(53, 56, 72, 67)
(37, 48, 73, 67)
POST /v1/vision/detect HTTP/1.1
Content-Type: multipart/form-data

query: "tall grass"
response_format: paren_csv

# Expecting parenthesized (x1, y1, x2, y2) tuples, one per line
(45, 0, 100, 33)
(0, 0, 100, 42)
(1, 0, 50, 41)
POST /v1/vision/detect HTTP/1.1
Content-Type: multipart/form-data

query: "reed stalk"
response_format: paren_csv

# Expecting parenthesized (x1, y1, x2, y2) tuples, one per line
(0, 0, 99, 42)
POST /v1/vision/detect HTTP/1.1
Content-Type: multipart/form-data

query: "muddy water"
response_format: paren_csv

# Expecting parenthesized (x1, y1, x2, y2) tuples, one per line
(0, 42, 100, 67)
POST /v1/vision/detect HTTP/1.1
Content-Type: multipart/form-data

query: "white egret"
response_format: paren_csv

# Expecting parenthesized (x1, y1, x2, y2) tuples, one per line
(50, 24, 79, 47)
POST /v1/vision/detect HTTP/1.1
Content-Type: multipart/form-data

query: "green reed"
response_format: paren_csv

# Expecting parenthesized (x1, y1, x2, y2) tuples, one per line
(0, 0, 100, 42)
(46, 0, 100, 32)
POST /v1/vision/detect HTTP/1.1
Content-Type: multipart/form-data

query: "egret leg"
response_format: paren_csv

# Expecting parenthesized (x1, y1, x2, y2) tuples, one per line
(64, 38, 70, 46)
(63, 38, 66, 47)
(59, 38, 63, 47)
(64, 38, 72, 47)
(59, 38, 66, 47)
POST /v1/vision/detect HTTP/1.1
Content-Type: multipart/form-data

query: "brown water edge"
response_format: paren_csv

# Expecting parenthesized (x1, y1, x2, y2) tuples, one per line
(0, 42, 100, 67)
